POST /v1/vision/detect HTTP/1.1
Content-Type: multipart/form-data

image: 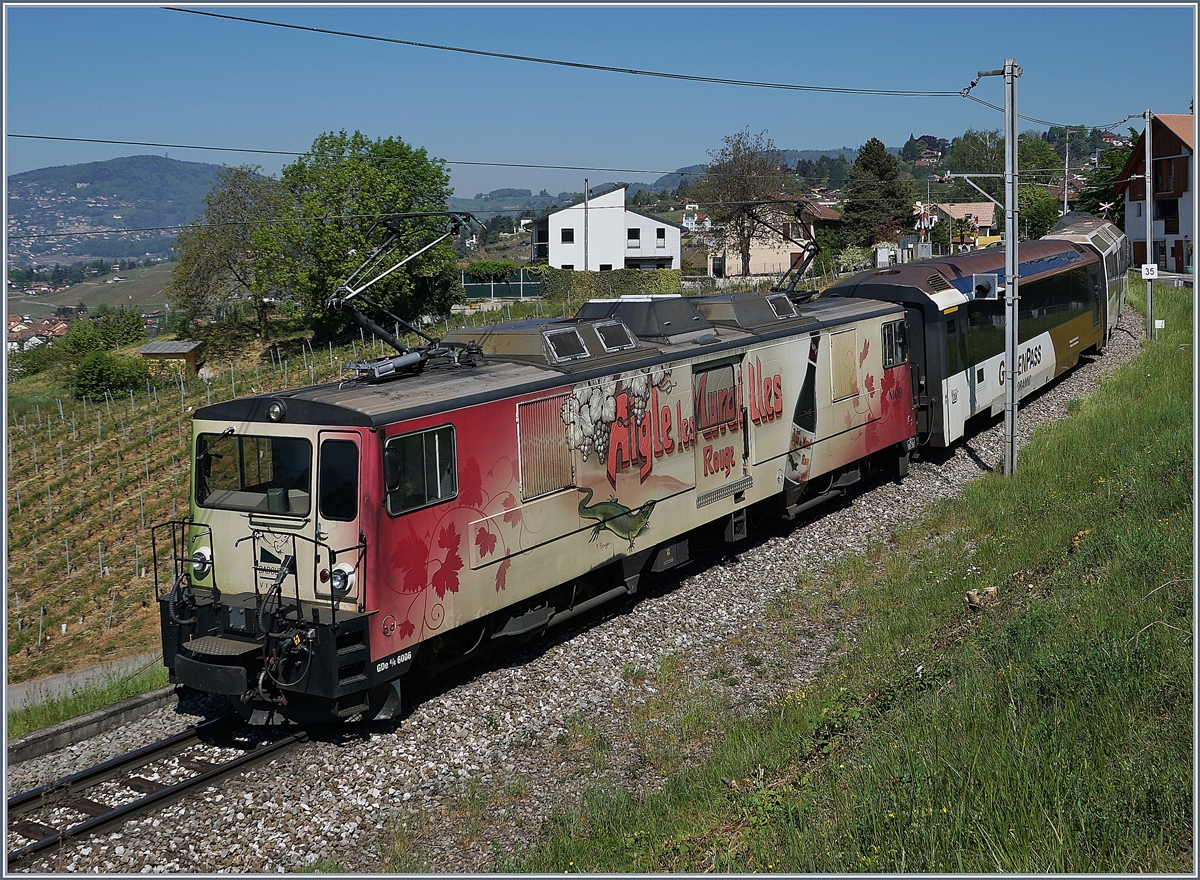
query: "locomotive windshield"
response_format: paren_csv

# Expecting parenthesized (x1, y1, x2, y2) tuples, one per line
(195, 432, 312, 515)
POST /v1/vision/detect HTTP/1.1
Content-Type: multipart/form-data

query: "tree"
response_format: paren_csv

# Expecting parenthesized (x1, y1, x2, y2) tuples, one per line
(170, 165, 286, 337)
(1042, 125, 1093, 161)
(691, 129, 792, 276)
(272, 130, 460, 339)
(841, 138, 915, 245)
(1018, 185, 1061, 240)
(902, 134, 928, 162)
(95, 306, 146, 348)
(1018, 135, 1061, 175)
(1076, 145, 1133, 229)
(930, 214, 972, 251)
(945, 129, 1004, 202)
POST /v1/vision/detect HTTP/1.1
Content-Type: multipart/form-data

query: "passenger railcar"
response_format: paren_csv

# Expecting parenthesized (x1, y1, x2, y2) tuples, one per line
(823, 216, 1129, 447)
(157, 291, 917, 724)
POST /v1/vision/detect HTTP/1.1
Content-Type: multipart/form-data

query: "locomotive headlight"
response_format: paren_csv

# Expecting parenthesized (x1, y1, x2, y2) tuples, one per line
(190, 546, 213, 581)
(330, 563, 355, 596)
(266, 399, 287, 422)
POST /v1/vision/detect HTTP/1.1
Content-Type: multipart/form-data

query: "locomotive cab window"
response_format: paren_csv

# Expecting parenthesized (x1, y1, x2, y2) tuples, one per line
(384, 426, 456, 516)
(195, 433, 312, 515)
(319, 439, 359, 522)
(881, 319, 908, 368)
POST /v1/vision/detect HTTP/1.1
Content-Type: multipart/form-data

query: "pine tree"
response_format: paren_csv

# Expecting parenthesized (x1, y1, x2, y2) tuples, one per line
(842, 138, 915, 245)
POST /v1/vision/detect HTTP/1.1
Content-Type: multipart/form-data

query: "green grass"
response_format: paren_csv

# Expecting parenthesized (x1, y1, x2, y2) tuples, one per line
(6, 662, 169, 739)
(498, 278, 1193, 873)
(7, 262, 175, 319)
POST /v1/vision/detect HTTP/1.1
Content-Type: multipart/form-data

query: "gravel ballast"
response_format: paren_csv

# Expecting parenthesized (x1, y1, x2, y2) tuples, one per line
(7, 311, 1145, 873)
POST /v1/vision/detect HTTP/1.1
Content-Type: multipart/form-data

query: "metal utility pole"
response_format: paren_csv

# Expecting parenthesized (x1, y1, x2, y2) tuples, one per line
(1062, 130, 1070, 219)
(1003, 60, 1021, 476)
(977, 59, 1021, 476)
(1144, 109, 1155, 339)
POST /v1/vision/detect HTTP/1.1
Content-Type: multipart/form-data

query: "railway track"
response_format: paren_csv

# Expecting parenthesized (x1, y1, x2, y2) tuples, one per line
(6, 714, 305, 870)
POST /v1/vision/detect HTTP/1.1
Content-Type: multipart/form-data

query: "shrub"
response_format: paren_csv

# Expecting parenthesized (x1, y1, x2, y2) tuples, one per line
(463, 259, 521, 283)
(535, 267, 682, 303)
(70, 351, 149, 399)
(835, 246, 872, 274)
(8, 342, 60, 378)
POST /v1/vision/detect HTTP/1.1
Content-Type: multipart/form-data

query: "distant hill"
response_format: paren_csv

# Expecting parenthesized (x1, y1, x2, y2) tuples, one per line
(7, 155, 222, 265)
(448, 189, 579, 220)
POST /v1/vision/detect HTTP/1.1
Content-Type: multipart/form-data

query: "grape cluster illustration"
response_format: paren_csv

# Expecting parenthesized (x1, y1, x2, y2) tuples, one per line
(561, 369, 674, 462)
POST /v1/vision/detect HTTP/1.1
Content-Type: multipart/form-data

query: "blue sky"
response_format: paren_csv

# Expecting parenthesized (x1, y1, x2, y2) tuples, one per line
(4, 4, 1196, 197)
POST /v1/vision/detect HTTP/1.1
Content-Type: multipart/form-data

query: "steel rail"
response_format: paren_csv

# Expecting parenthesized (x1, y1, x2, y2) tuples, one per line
(6, 716, 306, 869)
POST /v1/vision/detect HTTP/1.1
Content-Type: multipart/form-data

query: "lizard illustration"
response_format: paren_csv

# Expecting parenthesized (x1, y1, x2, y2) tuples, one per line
(577, 487, 656, 550)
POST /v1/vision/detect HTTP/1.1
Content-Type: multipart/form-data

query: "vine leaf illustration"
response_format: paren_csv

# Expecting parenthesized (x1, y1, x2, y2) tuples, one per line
(391, 522, 429, 593)
(432, 524, 463, 598)
(859, 339, 870, 367)
(501, 493, 523, 529)
(475, 526, 497, 559)
(397, 619, 416, 639)
(460, 457, 484, 509)
(495, 555, 511, 592)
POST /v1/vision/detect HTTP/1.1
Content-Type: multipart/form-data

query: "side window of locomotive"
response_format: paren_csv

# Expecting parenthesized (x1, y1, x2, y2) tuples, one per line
(829, 329, 860, 401)
(384, 426, 456, 516)
(881, 320, 908, 368)
(318, 439, 359, 522)
(195, 433, 312, 515)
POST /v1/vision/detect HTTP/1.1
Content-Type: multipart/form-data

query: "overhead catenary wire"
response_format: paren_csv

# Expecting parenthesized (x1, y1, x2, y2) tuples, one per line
(165, 7, 1145, 132)
(164, 7, 962, 99)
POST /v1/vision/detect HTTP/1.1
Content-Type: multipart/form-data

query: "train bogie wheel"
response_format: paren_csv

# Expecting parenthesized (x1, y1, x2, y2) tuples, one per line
(368, 679, 404, 722)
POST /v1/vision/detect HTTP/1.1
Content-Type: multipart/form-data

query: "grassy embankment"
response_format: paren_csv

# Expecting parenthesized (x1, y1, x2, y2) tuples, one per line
(488, 278, 1192, 873)
(6, 663, 169, 740)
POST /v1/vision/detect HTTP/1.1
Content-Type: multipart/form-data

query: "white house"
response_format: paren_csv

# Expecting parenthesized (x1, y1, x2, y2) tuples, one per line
(1113, 113, 1193, 273)
(531, 185, 683, 270)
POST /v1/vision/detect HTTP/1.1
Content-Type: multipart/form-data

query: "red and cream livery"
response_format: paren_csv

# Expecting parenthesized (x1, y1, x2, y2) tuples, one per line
(158, 291, 916, 723)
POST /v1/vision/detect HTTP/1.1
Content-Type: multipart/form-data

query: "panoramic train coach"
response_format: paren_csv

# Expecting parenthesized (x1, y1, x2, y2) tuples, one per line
(157, 291, 917, 724)
(823, 215, 1129, 447)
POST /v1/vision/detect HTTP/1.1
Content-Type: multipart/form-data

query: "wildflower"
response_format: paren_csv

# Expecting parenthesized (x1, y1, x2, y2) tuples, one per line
(941, 807, 947, 814)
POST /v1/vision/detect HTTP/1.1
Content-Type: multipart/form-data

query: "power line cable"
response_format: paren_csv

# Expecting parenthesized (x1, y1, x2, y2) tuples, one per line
(168, 6, 1145, 131)
(164, 7, 963, 99)
(5, 133, 693, 177)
